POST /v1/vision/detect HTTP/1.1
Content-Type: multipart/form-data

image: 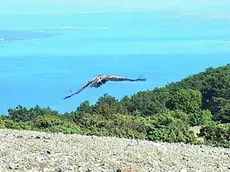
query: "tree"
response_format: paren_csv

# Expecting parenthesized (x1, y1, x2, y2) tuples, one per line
(93, 94, 121, 115)
(8, 105, 31, 122)
(166, 89, 202, 114)
(120, 95, 132, 114)
(77, 101, 92, 114)
(200, 124, 230, 148)
(34, 114, 63, 128)
(144, 111, 196, 143)
(169, 65, 230, 114)
(211, 97, 230, 122)
(8, 105, 59, 122)
(188, 110, 213, 126)
(128, 88, 171, 116)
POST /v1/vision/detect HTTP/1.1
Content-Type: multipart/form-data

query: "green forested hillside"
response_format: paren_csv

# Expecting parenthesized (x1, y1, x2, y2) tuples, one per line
(167, 64, 230, 122)
(0, 64, 230, 147)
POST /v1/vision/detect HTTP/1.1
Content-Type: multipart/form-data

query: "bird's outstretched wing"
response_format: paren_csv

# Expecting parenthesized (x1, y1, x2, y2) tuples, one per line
(105, 75, 146, 82)
(63, 80, 93, 99)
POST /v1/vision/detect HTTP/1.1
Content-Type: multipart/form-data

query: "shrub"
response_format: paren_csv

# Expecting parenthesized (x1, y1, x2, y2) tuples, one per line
(188, 110, 213, 126)
(43, 121, 82, 134)
(166, 89, 202, 114)
(4, 119, 34, 130)
(8, 105, 59, 122)
(144, 111, 197, 143)
(127, 88, 171, 115)
(199, 124, 230, 148)
(0, 117, 5, 129)
(73, 112, 147, 139)
(34, 115, 63, 128)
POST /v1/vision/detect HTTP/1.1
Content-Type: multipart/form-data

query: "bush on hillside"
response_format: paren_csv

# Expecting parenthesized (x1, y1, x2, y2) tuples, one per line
(72, 112, 147, 139)
(126, 88, 171, 116)
(199, 124, 230, 148)
(166, 89, 202, 114)
(4, 118, 34, 130)
(143, 111, 197, 143)
(210, 97, 230, 122)
(34, 114, 63, 128)
(8, 105, 59, 122)
(167, 64, 230, 122)
(0, 117, 5, 129)
(188, 110, 213, 126)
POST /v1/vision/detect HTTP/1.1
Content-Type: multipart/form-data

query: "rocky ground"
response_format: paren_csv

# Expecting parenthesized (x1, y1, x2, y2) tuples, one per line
(0, 129, 230, 172)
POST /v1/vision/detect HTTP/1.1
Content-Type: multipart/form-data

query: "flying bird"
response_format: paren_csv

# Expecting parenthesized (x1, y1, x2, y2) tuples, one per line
(63, 74, 146, 99)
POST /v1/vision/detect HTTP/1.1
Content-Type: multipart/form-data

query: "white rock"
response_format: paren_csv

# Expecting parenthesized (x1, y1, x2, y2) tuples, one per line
(180, 169, 187, 172)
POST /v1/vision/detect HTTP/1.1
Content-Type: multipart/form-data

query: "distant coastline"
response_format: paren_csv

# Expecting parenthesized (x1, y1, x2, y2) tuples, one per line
(0, 29, 60, 41)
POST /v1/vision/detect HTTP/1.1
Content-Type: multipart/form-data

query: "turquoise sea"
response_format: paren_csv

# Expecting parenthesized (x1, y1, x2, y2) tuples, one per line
(0, 11, 230, 114)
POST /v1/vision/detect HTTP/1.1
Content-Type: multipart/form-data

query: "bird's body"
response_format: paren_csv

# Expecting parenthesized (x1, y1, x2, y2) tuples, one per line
(63, 74, 146, 99)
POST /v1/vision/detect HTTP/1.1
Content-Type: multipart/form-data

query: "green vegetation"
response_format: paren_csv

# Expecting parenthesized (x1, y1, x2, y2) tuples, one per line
(0, 64, 229, 147)
(199, 123, 230, 148)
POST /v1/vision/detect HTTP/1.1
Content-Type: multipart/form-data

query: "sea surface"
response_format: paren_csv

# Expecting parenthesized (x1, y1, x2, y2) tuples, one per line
(0, 11, 230, 114)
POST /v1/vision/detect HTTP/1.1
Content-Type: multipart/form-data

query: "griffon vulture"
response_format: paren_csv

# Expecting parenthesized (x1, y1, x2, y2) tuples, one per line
(63, 74, 146, 99)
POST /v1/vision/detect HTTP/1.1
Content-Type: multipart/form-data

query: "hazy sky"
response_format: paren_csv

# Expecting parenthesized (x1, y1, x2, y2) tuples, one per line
(1, 0, 230, 16)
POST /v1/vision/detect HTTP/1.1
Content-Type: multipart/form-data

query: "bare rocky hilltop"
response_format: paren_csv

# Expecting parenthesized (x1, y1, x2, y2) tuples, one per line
(0, 129, 230, 172)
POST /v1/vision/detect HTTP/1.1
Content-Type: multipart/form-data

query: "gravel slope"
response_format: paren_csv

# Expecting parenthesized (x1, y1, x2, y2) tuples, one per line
(0, 129, 230, 172)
